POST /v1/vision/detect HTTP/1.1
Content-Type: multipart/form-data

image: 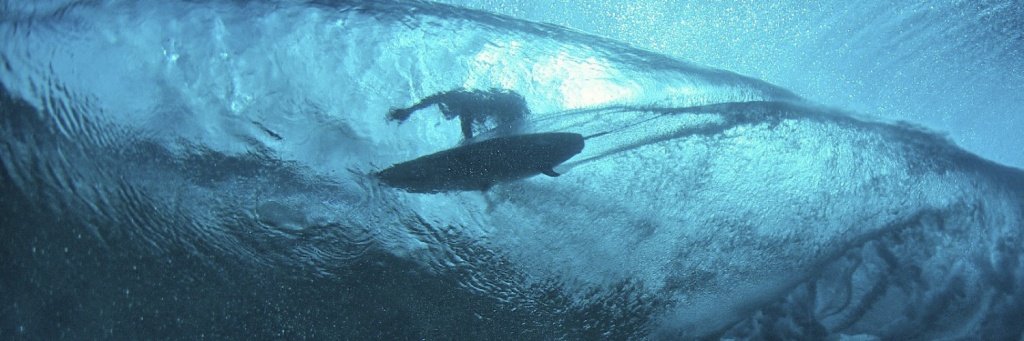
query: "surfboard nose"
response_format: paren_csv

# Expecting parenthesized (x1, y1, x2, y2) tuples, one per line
(541, 132, 585, 163)
(567, 133, 584, 154)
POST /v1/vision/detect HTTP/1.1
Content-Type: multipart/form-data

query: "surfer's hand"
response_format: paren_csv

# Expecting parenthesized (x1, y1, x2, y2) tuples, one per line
(387, 108, 411, 122)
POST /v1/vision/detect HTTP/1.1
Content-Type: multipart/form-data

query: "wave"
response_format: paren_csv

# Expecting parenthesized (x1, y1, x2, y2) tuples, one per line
(2, 0, 1022, 339)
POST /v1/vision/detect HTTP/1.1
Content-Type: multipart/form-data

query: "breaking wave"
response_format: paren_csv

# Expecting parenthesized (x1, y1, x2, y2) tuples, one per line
(2, 0, 1022, 339)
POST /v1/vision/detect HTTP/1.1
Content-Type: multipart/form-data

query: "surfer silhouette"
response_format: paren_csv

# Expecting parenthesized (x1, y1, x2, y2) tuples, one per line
(387, 88, 529, 141)
(379, 88, 584, 194)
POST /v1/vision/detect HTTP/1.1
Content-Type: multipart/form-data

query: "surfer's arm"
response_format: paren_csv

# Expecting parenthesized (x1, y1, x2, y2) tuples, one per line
(387, 91, 459, 122)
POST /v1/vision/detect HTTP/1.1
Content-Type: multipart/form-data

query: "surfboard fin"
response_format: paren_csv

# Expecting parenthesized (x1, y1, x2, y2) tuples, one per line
(541, 168, 561, 177)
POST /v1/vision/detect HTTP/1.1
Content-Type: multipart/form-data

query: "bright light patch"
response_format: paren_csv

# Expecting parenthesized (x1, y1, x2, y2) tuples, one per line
(665, 83, 700, 98)
(466, 40, 525, 90)
(532, 52, 636, 109)
(468, 42, 636, 109)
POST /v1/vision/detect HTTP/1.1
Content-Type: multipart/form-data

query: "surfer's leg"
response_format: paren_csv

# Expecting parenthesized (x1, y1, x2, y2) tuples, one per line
(460, 114, 474, 140)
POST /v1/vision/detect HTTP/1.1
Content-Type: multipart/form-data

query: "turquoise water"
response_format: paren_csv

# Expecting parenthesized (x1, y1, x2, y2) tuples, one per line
(444, 0, 1024, 169)
(2, 0, 1022, 339)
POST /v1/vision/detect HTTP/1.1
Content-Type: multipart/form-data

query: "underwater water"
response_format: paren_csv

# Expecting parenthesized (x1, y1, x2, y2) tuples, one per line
(1, 0, 1022, 339)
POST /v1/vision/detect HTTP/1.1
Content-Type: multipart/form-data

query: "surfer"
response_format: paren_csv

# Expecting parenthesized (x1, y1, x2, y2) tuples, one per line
(379, 89, 584, 193)
(387, 88, 529, 141)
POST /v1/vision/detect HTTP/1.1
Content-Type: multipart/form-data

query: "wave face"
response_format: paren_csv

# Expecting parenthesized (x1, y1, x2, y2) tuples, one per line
(2, 0, 1022, 339)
